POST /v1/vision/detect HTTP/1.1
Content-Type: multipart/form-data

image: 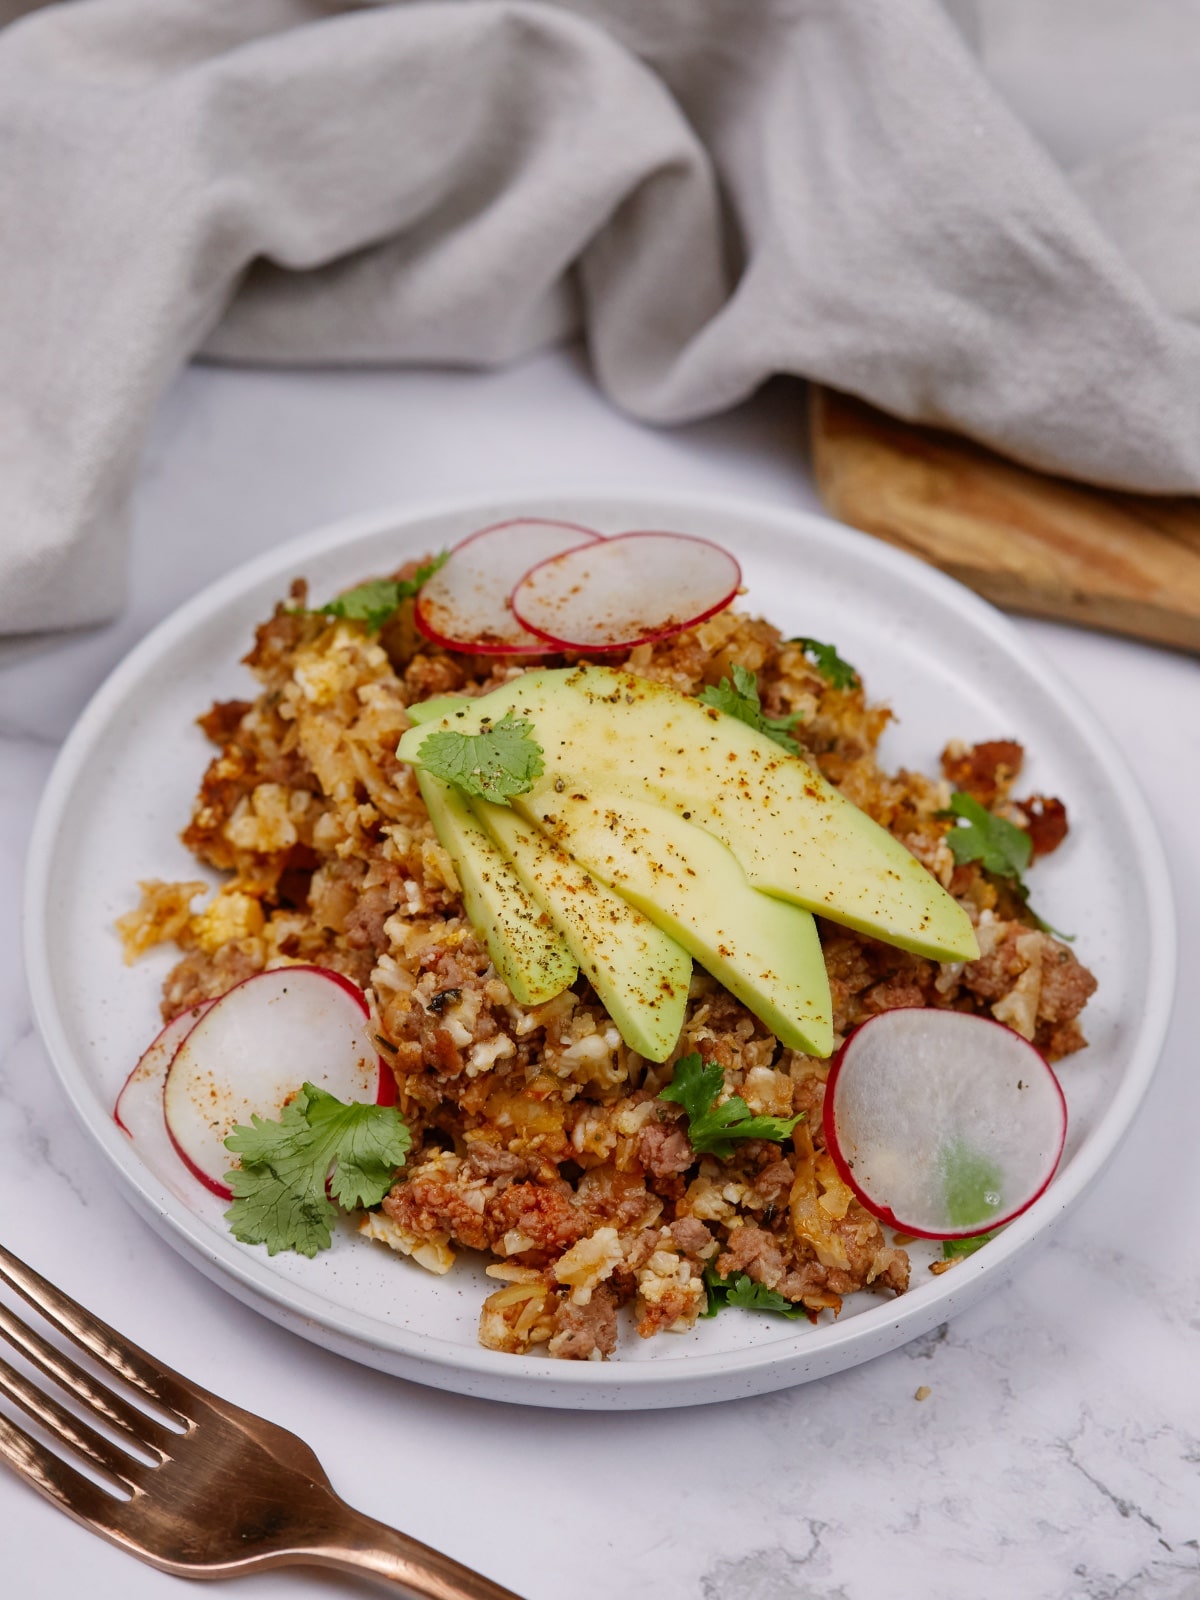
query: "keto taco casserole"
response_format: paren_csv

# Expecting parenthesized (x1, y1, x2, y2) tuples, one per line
(118, 554, 1097, 1361)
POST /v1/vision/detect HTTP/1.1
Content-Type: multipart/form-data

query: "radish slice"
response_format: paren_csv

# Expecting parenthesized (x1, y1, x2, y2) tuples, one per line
(415, 518, 602, 655)
(163, 966, 393, 1200)
(823, 1010, 1067, 1239)
(510, 530, 741, 651)
(115, 1001, 214, 1173)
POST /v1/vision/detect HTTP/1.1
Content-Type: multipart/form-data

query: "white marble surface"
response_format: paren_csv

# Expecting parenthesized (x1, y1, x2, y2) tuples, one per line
(2, 349, 1198, 1599)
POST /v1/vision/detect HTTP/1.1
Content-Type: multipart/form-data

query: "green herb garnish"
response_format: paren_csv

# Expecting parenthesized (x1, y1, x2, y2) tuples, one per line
(942, 1230, 999, 1260)
(417, 713, 544, 806)
(225, 1084, 411, 1258)
(702, 1264, 807, 1319)
(943, 791, 1032, 877)
(789, 637, 860, 690)
(658, 1053, 803, 1160)
(941, 791, 1069, 937)
(318, 552, 448, 633)
(698, 664, 802, 755)
(940, 1136, 1003, 1230)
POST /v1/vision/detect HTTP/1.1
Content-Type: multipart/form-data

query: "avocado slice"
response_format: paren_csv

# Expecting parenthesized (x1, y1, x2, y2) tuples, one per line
(398, 666, 978, 963)
(471, 798, 692, 1063)
(413, 769, 578, 1006)
(408, 691, 578, 1006)
(544, 792, 834, 1057)
(407, 694, 471, 726)
(408, 692, 691, 1057)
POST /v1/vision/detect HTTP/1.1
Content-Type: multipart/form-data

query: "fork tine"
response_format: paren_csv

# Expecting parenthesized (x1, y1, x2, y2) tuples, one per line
(0, 1302, 176, 1454)
(0, 1408, 126, 1531)
(0, 1350, 147, 1491)
(0, 1244, 191, 1418)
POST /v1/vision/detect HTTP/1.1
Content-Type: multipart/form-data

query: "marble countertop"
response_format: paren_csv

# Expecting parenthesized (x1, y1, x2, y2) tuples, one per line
(2, 351, 1197, 1599)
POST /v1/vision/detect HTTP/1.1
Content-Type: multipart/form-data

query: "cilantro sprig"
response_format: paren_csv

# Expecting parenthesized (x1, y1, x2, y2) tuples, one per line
(789, 637, 860, 690)
(698, 664, 802, 755)
(942, 1230, 999, 1260)
(701, 1264, 807, 1320)
(417, 714, 544, 806)
(317, 552, 448, 633)
(224, 1084, 411, 1258)
(941, 792, 1069, 937)
(943, 791, 1031, 877)
(658, 1053, 803, 1160)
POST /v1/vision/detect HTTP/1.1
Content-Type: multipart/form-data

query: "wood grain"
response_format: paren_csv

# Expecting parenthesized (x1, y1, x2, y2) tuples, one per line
(809, 386, 1200, 654)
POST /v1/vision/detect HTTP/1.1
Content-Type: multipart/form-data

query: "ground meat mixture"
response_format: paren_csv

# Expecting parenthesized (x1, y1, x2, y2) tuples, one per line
(547, 1286, 619, 1361)
(118, 560, 1098, 1359)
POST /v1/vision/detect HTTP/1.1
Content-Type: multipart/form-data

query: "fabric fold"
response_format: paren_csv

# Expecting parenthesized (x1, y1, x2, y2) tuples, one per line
(4, 0, 1200, 633)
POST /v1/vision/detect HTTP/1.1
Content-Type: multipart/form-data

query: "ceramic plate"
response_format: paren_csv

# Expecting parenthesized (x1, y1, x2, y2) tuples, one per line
(24, 491, 1175, 1409)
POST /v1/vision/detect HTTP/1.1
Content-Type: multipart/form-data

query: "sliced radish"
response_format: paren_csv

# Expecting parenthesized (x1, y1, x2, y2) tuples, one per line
(415, 518, 602, 655)
(115, 1001, 214, 1174)
(163, 966, 394, 1200)
(510, 530, 741, 651)
(823, 1010, 1067, 1239)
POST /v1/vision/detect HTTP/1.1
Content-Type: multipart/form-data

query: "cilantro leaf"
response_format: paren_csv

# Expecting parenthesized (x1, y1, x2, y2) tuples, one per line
(942, 1230, 999, 1259)
(322, 580, 406, 633)
(789, 637, 860, 690)
(658, 1053, 803, 1160)
(224, 1084, 411, 1258)
(943, 791, 1032, 877)
(698, 664, 802, 755)
(941, 792, 1070, 938)
(659, 1053, 724, 1128)
(702, 1265, 807, 1320)
(319, 553, 448, 633)
(417, 714, 544, 806)
(940, 1136, 1004, 1230)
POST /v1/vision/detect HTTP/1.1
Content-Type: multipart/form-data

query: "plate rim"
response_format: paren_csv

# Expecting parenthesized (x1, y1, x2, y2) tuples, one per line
(24, 487, 1178, 1407)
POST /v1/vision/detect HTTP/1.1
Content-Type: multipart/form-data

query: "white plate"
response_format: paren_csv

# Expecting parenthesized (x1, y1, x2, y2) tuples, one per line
(25, 491, 1175, 1409)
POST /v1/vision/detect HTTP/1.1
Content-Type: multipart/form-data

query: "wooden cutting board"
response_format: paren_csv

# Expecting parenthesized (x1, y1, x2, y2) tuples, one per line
(809, 386, 1200, 655)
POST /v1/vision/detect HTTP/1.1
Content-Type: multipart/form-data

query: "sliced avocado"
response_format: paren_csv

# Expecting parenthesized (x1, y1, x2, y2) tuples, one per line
(539, 793, 833, 1058)
(413, 769, 577, 1006)
(409, 692, 578, 1004)
(397, 666, 978, 963)
(472, 798, 692, 1063)
(407, 695, 470, 727)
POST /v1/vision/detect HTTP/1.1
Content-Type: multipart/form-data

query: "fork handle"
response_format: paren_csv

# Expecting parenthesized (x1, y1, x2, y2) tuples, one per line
(305, 1505, 525, 1600)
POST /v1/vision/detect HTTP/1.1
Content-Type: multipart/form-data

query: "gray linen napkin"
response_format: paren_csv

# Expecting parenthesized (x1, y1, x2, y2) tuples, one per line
(4, 0, 1200, 634)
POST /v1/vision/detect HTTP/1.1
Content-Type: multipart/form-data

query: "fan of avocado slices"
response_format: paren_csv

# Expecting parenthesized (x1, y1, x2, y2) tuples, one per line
(399, 667, 979, 1063)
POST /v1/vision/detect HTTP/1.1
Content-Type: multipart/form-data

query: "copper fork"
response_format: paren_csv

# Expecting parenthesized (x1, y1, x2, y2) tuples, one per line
(0, 1242, 523, 1597)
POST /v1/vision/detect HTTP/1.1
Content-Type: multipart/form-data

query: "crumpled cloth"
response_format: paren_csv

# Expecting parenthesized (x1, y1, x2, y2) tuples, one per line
(5, 0, 1200, 633)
